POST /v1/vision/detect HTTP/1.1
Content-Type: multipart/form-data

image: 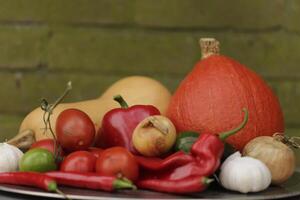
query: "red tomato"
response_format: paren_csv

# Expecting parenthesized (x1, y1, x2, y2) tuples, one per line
(88, 147, 104, 159)
(96, 147, 139, 182)
(56, 109, 95, 152)
(60, 151, 96, 173)
(30, 139, 64, 157)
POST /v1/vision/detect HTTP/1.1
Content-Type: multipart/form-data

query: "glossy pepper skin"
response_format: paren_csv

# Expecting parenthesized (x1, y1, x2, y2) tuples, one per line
(137, 109, 248, 184)
(155, 133, 227, 181)
(136, 151, 194, 171)
(46, 171, 135, 191)
(0, 172, 58, 192)
(96, 95, 160, 153)
(137, 175, 213, 194)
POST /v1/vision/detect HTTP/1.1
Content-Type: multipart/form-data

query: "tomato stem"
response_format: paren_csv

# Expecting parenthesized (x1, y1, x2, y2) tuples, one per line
(40, 81, 72, 159)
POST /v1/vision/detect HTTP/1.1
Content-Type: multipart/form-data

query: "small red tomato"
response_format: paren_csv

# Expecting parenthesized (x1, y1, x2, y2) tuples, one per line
(96, 147, 139, 182)
(56, 109, 95, 152)
(88, 147, 104, 159)
(60, 151, 96, 173)
(30, 139, 64, 157)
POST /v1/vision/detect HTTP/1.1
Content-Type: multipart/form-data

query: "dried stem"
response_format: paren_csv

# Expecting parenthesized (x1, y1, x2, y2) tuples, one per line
(273, 132, 300, 149)
(146, 116, 169, 135)
(200, 38, 220, 59)
(40, 81, 72, 158)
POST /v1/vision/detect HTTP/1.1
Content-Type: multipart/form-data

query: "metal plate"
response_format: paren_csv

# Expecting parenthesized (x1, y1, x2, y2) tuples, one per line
(0, 170, 300, 200)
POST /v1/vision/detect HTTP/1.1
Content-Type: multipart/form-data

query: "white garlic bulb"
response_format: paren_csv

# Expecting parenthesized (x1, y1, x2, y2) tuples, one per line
(219, 152, 271, 193)
(0, 143, 23, 172)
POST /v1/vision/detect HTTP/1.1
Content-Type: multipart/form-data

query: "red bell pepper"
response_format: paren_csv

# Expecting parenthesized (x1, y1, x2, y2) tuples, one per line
(96, 95, 160, 153)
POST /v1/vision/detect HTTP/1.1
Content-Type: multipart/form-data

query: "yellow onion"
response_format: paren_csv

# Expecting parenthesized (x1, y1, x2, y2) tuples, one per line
(132, 115, 176, 157)
(242, 134, 296, 185)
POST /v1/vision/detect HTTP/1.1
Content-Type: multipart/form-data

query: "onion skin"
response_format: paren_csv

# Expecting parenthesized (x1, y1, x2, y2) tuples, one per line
(242, 136, 295, 185)
(132, 115, 176, 157)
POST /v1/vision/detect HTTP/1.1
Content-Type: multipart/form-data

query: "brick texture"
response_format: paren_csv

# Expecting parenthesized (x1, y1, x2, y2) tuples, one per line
(48, 0, 134, 24)
(268, 80, 300, 126)
(47, 28, 199, 76)
(216, 32, 300, 78)
(0, 115, 23, 141)
(285, 0, 300, 32)
(0, 26, 49, 69)
(0, 0, 134, 25)
(47, 29, 300, 78)
(135, 0, 284, 29)
(0, 0, 48, 22)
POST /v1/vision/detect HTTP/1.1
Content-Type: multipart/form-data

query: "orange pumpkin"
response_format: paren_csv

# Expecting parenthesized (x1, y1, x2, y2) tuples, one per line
(167, 38, 284, 150)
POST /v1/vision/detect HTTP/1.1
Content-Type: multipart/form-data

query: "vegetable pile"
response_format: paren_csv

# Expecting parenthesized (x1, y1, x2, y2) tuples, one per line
(1, 38, 299, 197)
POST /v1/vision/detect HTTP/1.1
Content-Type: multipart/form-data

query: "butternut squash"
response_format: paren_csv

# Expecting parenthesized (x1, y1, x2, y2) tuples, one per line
(8, 76, 171, 149)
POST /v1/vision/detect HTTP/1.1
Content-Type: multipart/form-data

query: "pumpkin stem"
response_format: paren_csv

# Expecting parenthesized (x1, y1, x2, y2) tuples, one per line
(200, 38, 220, 59)
(219, 108, 248, 141)
(113, 95, 129, 108)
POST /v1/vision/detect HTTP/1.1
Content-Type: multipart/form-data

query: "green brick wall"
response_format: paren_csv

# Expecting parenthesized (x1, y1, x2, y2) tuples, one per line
(0, 0, 299, 165)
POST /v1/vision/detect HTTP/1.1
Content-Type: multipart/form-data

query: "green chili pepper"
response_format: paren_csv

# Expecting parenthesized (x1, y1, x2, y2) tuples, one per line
(174, 131, 199, 153)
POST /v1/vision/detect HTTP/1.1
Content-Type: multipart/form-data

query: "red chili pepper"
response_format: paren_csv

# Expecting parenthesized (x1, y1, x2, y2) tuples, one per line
(46, 171, 135, 192)
(137, 175, 213, 194)
(136, 151, 194, 171)
(96, 95, 160, 153)
(0, 172, 57, 192)
(155, 162, 203, 181)
(137, 109, 249, 181)
(191, 108, 249, 174)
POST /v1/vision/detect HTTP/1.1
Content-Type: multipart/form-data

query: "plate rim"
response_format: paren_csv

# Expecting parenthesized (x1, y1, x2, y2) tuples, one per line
(0, 169, 300, 200)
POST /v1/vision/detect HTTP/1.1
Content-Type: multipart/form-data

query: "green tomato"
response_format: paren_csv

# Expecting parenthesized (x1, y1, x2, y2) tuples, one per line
(19, 148, 57, 172)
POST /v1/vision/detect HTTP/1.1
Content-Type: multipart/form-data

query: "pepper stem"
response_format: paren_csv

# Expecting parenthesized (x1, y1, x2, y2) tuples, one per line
(113, 179, 136, 190)
(202, 177, 214, 186)
(113, 95, 129, 108)
(47, 181, 58, 192)
(55, 189, 71, 200)
(219, 108, 249, 141)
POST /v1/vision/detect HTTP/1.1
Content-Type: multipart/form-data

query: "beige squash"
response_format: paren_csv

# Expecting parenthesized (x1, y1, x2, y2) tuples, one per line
(8, 76, 171, 149)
